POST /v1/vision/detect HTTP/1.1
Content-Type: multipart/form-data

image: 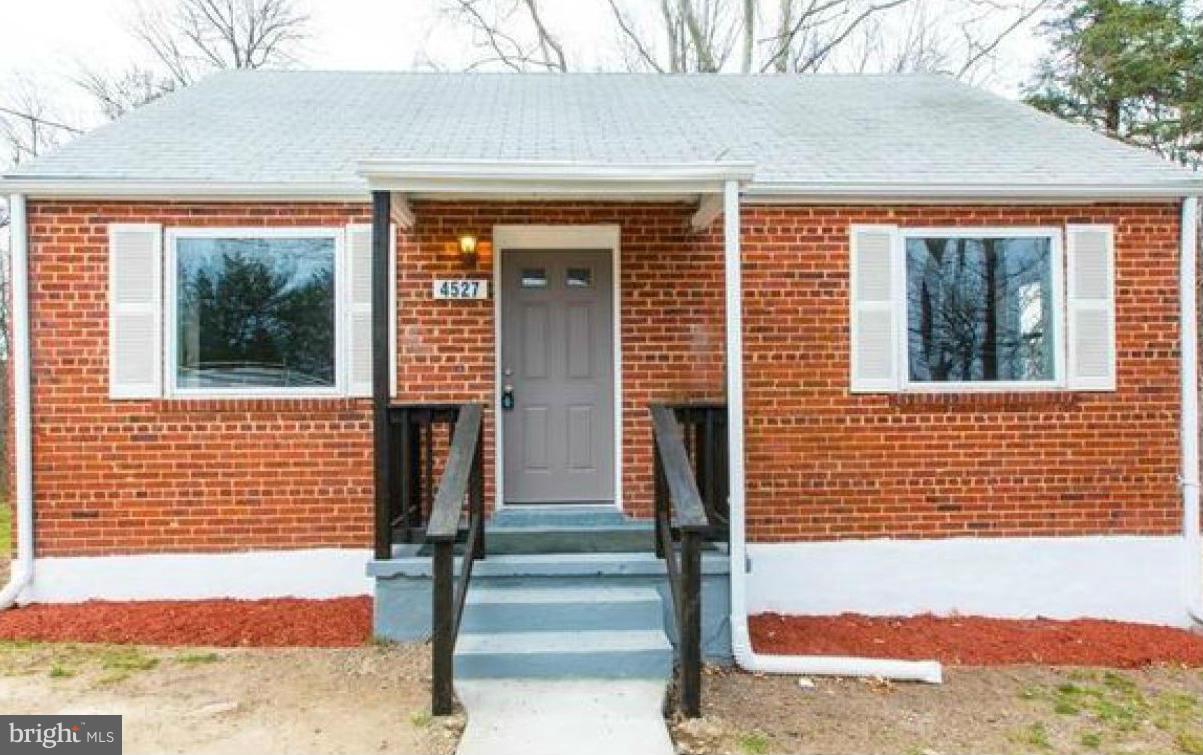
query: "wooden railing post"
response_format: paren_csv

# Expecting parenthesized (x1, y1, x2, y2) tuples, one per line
(371, 190, 393, 561)
(680, 530, 702, 718)
(431, 540, 455, 715)
(650, 405, 714, 719)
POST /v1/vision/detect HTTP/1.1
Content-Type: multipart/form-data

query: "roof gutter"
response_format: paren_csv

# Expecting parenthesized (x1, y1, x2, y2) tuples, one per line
(0, 178, 367, 201)
(746, 181, 1203, 202)
(2, 172, 1198, 203)
(1, 194, 34, 610)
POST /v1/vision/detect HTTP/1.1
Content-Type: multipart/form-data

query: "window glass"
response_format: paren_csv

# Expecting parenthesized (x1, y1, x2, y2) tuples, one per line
(566, 267, 593, 288)
(906, 236, 1054, 383)
(521, 268, 548, 288)
(176, 236, 336, 389)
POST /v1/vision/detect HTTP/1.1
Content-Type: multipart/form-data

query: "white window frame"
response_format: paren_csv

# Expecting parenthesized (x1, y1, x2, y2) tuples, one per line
(897, 226, 1066, 393)
(164, 226, 347, 399)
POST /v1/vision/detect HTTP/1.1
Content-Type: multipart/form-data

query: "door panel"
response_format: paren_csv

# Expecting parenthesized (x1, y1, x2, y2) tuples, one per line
(501, 249, 615, 503)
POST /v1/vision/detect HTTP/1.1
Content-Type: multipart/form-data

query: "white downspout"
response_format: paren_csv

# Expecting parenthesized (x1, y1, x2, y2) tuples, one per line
(0, 193, 33, 609)
(722, 180, 942, 683)
(1179, 196, 1203, 625)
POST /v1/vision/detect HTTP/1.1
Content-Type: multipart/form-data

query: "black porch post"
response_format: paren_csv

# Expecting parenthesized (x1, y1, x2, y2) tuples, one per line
(372, 190, 393, 560)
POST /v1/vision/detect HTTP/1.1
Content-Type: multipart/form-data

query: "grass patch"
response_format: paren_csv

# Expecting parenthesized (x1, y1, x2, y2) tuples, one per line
(47, 663, 74, 679)
(1014, 722, 1052, 750)
(736, 731, 770, 755)
(1079, 731, 1103, 749)
(1021, 671, 1203, 754)
(100, 647, 158, 673)
(409, 711, 432, 729)
(175, 651, 220, 665)
(1180, 732, 1203, 755)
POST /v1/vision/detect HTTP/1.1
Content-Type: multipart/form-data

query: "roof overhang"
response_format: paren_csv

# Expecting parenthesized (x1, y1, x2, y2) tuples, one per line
(3, 172, 1200, 204)
(357, 159, 757, 198)
(745, 180, 1203, 203)
(0, 177, 367, 201)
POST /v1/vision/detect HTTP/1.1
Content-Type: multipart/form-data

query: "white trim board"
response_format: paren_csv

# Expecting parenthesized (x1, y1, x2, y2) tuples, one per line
(163, 226, 348, 399)
(22, 549, 373, 603)
(491, 225, 624, 512)
(747, 536, 1191, 627)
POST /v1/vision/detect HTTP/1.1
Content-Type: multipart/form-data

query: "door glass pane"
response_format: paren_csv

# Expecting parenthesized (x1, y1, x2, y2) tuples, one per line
(566, 267, 593, 288)
(521, 268, 548, 288)
(176, 236, 336, 389)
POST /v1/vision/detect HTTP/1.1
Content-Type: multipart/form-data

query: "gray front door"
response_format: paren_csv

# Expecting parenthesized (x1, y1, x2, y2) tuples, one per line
(501, 250, 615, 504)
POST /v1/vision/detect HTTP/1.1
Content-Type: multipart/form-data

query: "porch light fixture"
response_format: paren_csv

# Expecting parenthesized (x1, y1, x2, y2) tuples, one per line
(458, 232, 478, 259)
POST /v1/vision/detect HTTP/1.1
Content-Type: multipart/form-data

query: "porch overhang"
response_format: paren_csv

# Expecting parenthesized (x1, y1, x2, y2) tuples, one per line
(358, 159, 755, 230)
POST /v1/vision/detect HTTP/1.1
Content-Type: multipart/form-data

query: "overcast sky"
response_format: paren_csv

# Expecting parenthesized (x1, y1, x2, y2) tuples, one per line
(1, 0, 1050, 132)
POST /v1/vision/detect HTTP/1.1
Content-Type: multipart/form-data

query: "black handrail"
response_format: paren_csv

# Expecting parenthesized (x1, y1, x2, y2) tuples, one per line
(669, 403, 729, 540)
(650, 404, 710, 718)
(426, 403, 485, 715)
(383, 404, 463, 553)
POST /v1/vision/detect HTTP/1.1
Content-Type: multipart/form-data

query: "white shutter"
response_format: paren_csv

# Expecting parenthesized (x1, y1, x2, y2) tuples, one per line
(345, 223, 396, 397)
(1066, 224, 1116, 390)
(108, 223, 162, 399)
(849, 225, 900, 392)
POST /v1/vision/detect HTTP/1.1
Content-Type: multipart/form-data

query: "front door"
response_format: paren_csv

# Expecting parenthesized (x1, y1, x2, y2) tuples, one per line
(501, 250, 615, 504)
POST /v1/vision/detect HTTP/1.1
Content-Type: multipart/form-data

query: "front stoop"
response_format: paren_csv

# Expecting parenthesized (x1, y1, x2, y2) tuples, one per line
(369, 508, 719, 754)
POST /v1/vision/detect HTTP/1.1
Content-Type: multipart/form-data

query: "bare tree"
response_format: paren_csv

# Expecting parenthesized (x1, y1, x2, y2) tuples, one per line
(133, 0, 311, 85)
(75, 66, 178, 121)
(77, 0, 310, 120)
(0, 77, 81, 169)
(445, 0, 569, 71)
(760, 0, 913, 73)
(435, 0, 1044, 80)
(844, 0, 1050, 80)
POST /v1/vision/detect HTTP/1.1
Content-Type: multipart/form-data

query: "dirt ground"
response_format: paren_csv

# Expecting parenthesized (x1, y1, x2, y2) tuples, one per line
(0, 641, 461, 755)
(674, 665, 1203, 755)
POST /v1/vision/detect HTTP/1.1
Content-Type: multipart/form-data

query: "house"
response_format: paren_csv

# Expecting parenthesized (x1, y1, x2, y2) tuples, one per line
(2, 71, 1202, 698)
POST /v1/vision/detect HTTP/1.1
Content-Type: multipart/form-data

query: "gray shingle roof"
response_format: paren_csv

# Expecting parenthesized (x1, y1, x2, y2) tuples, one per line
(4, 70, 1198, 195)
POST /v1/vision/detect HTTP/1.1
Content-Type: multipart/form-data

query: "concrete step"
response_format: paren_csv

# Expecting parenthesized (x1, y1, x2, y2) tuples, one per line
(483, 526, 655, 555)
(460, 585, 663, 633)
(454, 629, 673, 680)
(490, 505, 630, 529)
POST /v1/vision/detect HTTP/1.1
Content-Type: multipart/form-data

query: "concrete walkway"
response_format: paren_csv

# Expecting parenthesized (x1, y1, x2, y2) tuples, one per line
(454, 679, 675, 755)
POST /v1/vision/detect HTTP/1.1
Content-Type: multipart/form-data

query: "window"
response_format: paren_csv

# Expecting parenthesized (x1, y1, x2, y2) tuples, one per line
(848, 224, 1103, 394)
(521, 268, 548, 288)
(905, 235, 1055, 384)
(566, 267, 593, 288)
(169, 230, 341, 395)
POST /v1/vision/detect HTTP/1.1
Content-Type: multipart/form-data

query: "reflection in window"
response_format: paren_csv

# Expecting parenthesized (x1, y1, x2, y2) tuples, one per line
(906, 236, 1054, 383)
(521, 268, 548, 288)
(566, 267, 592, 288)
(176, 237, 336, 389)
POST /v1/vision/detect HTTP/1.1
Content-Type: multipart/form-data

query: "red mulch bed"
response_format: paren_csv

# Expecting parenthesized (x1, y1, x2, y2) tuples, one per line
(0, 597, 372, 647)
(751, 612, 1203, 667)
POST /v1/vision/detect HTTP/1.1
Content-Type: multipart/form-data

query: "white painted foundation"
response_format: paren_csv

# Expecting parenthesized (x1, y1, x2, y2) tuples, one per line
(22, 549, 373, 603)
(747, 536, 1191, 627)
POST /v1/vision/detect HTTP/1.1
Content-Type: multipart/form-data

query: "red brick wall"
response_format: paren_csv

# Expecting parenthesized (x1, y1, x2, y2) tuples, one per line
(19, 199, 1183, 556)
(23, 200, 725, 556)
(741, 203, 1183, 541)
(26, 202, 375, 556)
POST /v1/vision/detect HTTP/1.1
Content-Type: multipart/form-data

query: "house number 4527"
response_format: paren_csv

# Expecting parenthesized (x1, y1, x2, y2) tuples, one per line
(432, 280, 489, 300)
